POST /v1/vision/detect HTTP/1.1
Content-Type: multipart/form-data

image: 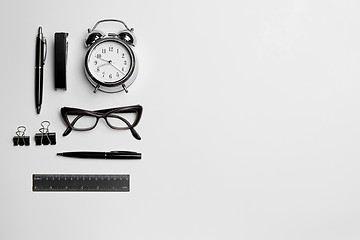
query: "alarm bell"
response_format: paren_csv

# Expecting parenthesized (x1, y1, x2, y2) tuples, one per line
(119, 31, 136, 46)
(85, 19, 136, 48)
(84, 30, 105, 47)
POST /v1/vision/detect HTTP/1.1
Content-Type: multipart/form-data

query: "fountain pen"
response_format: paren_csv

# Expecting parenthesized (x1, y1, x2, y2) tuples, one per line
(57, 151, 141, 159)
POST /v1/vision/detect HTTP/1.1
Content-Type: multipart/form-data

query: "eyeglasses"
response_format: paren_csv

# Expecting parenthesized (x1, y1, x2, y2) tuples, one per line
(60, 105, 142, 140)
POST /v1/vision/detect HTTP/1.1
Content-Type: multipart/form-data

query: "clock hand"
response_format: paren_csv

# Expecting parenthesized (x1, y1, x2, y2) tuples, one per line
(96, 58, 123, 72)
(96, 62, 110, 70)
(100, 65, 110, 77)
(96, 57, 126, 75)
(97, 57, 111, 63)
(108, 61, 126, 75)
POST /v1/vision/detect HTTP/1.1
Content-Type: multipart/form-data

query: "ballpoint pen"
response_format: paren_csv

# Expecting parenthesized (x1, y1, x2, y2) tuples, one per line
(35, 27, 46, 114)
(57, 151, 142, 159)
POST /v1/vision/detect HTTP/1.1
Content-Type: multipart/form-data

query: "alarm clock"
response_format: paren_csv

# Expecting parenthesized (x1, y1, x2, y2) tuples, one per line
(84, 19, 138, 93)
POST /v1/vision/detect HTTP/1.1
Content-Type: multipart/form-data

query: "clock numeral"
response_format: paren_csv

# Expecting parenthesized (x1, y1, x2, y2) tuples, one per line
(102, 72, 105, 77)
(109, 47, 114, 52)
(102, 49, 106, 54)
(94, 60, 98, 65)
(109, 74, 112, 79)
(116, 72, 120, 77)
(122, 67, 125, 72)
(96, 54, 101, 58)
(121, 53, 125, 58)
(124, 60, 128, 65)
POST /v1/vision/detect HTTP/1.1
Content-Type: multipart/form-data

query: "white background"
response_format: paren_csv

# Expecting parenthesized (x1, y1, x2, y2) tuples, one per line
(1, 0, 360, 239)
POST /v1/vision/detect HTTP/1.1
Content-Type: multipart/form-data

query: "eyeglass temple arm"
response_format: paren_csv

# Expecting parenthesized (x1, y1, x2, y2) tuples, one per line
(109, 115, 141, 140)
(62, 115, 83, 136)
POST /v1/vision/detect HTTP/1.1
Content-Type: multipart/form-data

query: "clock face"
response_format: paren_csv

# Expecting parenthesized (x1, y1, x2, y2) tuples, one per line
(86, 40, 133, 84)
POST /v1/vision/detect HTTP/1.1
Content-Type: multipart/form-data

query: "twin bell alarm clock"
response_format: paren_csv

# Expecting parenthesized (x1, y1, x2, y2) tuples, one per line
(84, 19, 138, 93)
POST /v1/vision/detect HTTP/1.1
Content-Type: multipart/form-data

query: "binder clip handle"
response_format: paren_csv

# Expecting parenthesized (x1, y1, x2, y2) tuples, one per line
(13, 126, 30, 146)
(35, 121, 56, 145)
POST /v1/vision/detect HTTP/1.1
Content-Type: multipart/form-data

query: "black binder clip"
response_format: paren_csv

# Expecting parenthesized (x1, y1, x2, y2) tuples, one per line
(35, 121, 56, 145)
(13, 126, 30, 146)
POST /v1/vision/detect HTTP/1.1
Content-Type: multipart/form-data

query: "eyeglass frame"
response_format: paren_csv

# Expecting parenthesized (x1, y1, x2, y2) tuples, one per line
(60, 105, 142, 140)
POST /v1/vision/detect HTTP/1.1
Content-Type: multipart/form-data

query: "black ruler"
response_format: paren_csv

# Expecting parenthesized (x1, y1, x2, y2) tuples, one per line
(33, 174, 130, 192)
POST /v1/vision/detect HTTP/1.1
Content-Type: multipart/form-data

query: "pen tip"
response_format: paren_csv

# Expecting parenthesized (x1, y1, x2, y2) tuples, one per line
(36, 106, 41, 114)
(57, 153, 63, 156)
(38, 27, 42, 33)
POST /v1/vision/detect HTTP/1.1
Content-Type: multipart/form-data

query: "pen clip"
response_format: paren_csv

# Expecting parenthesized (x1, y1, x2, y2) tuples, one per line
(43, 37, 47, 63)
(110, 151, 139, 155)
